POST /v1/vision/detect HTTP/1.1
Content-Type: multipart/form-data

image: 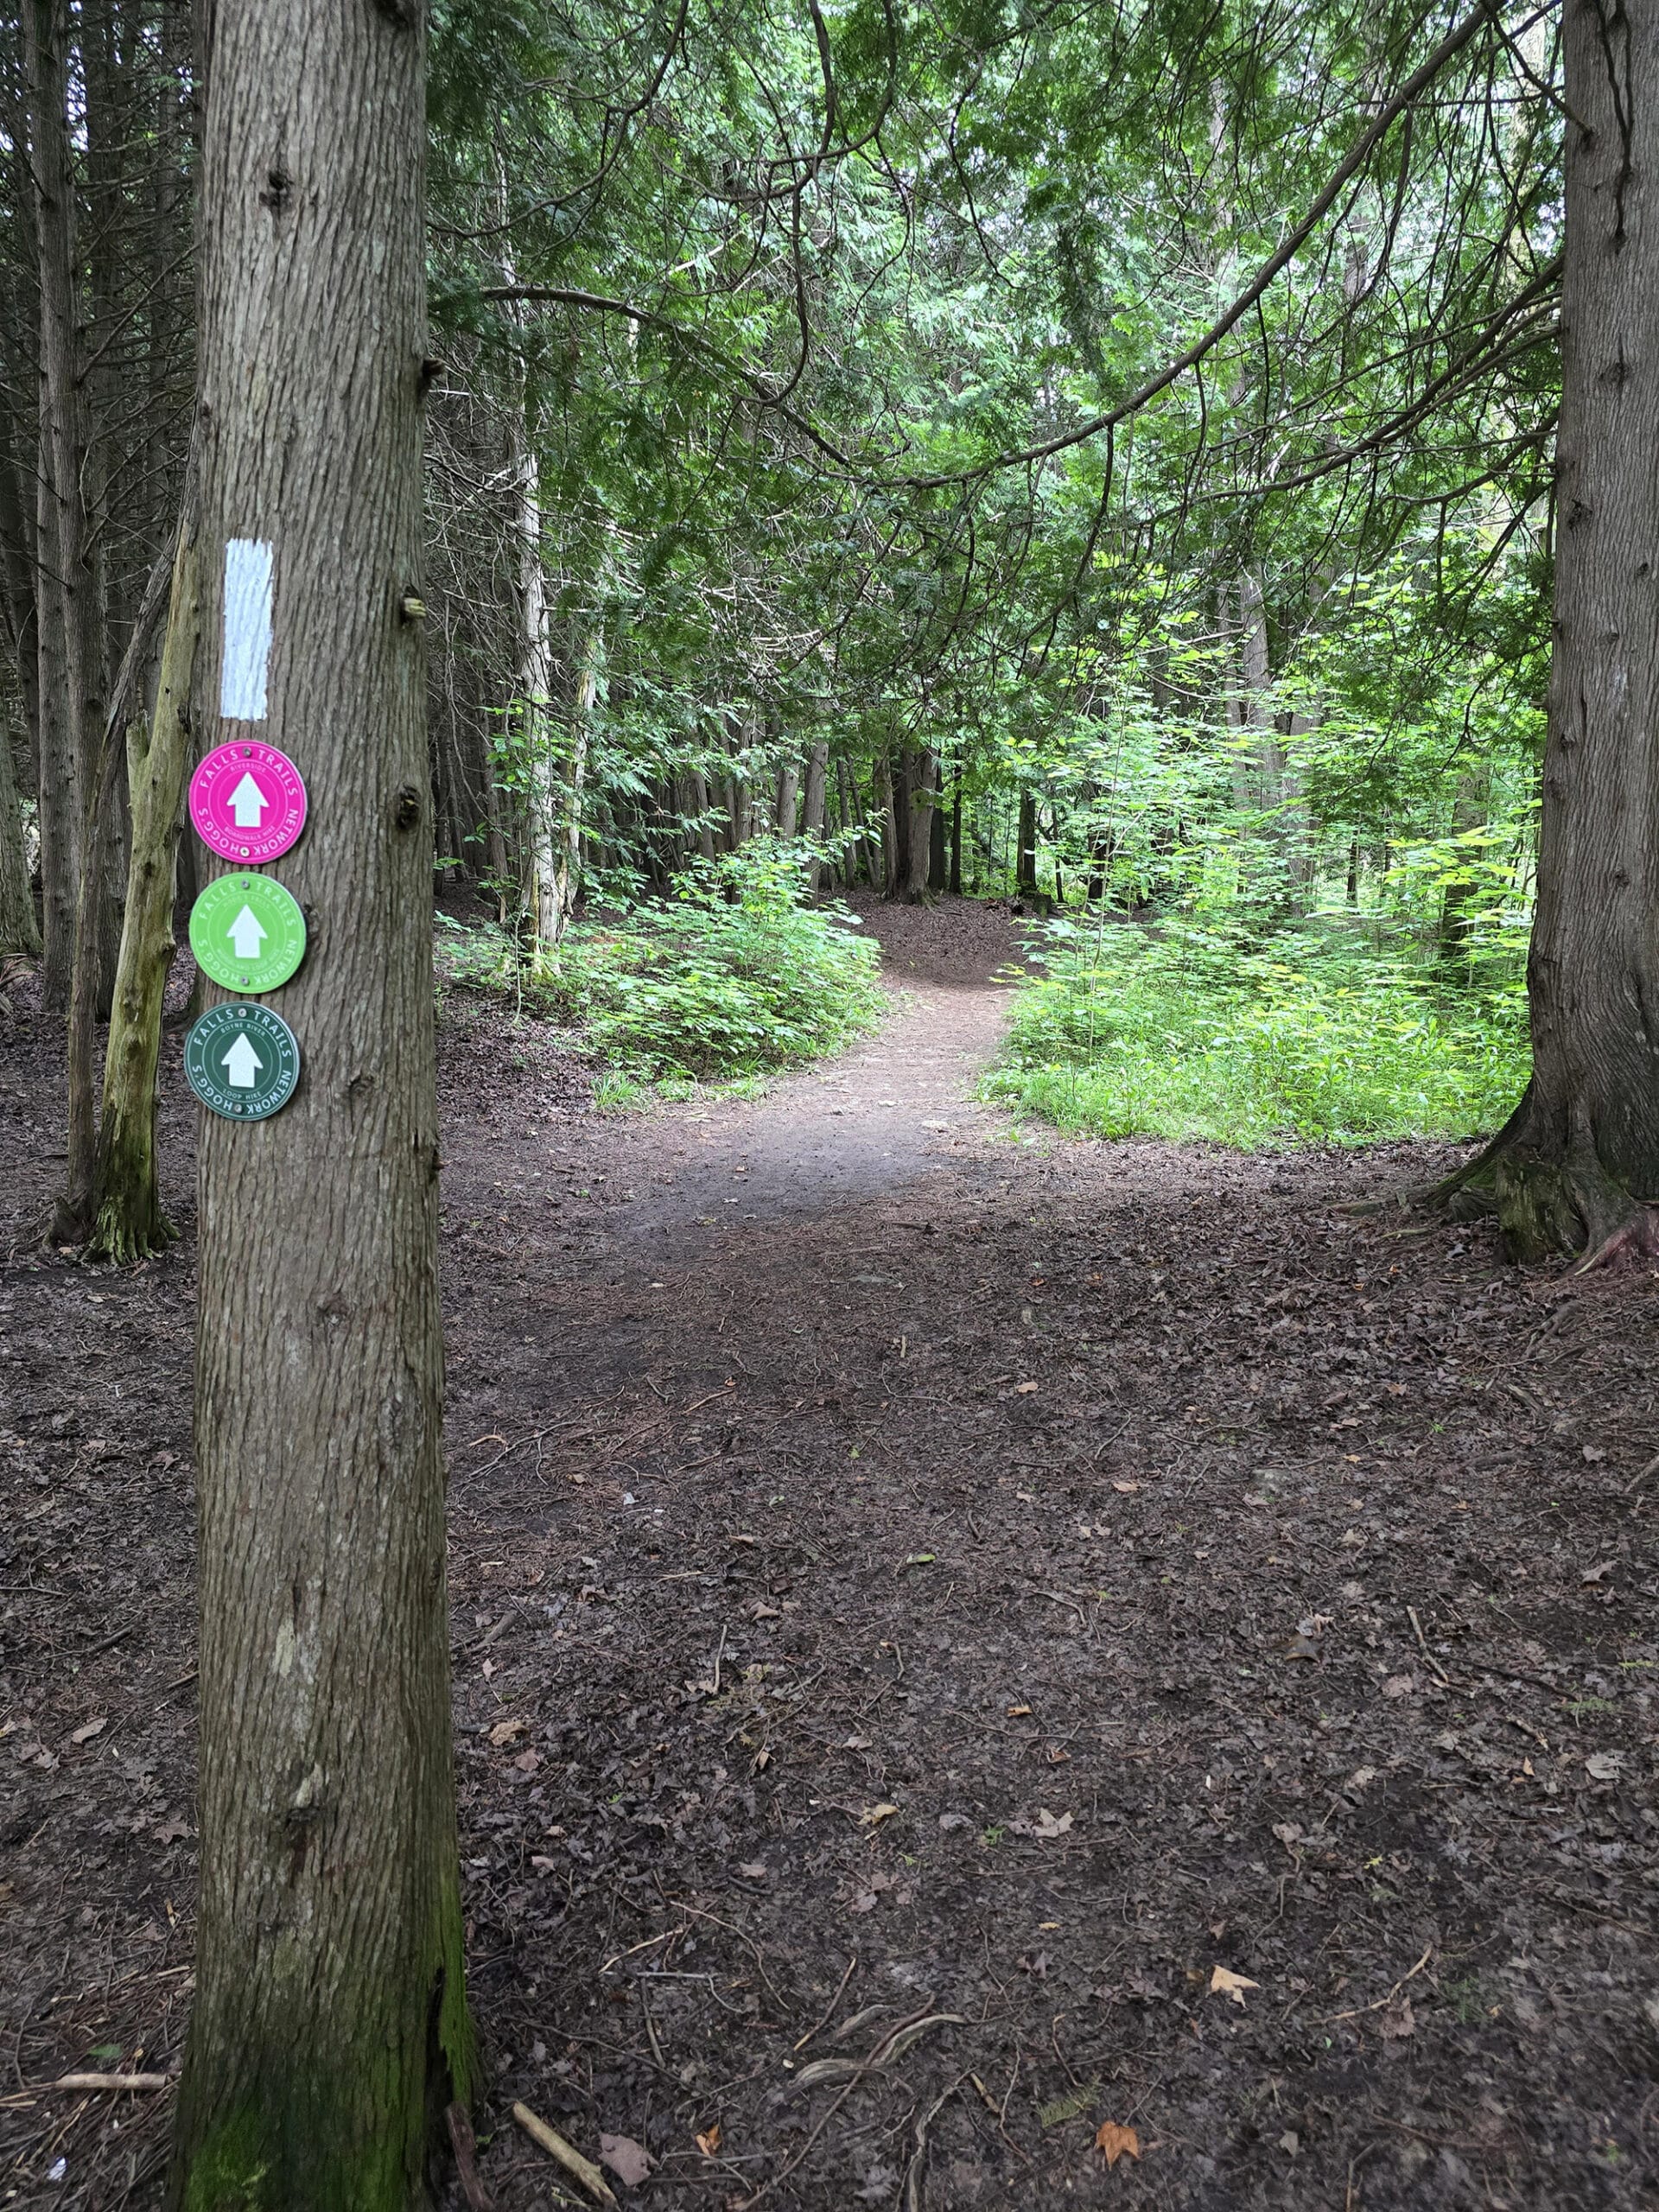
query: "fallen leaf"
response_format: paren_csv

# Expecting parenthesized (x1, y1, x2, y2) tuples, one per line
(1033, 1808, 1073, 1839)
(1209, 1967, 1259, 2006)
(1278, 2129, 1300, 2156)
(488, 1718, 528, 1746)
(1111, 1480, 1141, 1494)
(1580, 1560, 1614, 1584)
(1585, 1751, 1624, 1782)
(736, 1860, 768, 1879)
(69, 1717, 107, 1745)
(1096, 2120, 1141, 2169)
(694, 2123, 721, 2158)
(1285, 1633, 1321, 1663)
(859, 1802, 899, 1828)
(1006, 1703, 1033, 1718)
(849, 1890, 879, 1913)
(1016, 1381, 1039, 1395)
(1378, 1996, 1415, 2040)
(600, 2133, 653, 2187)
(1380, 1675, 1414, 1700)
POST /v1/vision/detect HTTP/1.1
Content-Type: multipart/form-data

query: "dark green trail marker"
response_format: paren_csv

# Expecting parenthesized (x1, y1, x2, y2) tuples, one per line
(189, 872, 307, 993)
(184, 1003, 302, 1121)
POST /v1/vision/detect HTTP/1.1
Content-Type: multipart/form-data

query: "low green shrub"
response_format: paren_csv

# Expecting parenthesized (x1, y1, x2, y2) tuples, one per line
(437, 840, 883, 1083)
(988, 914, 1529, 1147)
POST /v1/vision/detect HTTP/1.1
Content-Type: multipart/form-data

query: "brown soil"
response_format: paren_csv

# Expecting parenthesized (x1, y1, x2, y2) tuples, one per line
(3, 899, 1657, 2211)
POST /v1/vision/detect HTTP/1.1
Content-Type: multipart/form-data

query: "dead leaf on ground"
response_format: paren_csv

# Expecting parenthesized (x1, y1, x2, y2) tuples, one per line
(1379, 1996, 1415, 2040)
(1209, 1966, 1259, 2006)
(69, 1717, 107, 1745)
(1111, 1480, 1141, 1494)
(1585, 1751, 1624, 1782)
(1016, 1381, 1039, 1394)
(1006, 1703, 1033, 1718)
(1033, 1808, 1073, 1839)
(599, 2133, 653, 2187)
(736, 1860, 767, 1879)
(859, 1802, 899, 1827)
(1096, 2120, 1141, 2169)
(488, 1718, 528, 1746)
(1380, 1675, 1414, 1700)
(694, 2123, 721, 2158)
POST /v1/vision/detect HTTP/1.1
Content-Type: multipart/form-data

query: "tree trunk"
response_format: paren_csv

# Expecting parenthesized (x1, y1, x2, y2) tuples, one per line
(1015, 789, 1039, 901)
(800, 739, 828, 893)
(27, 0, 102, 1012)
(775, 760, 800, 836)
(948, 774, 963, 897)
(874, 753, 899, 891)
(169, 4, 474, 2203)
(1440, 4, 1659, 1264)
(541, 622, 597, 950)
(88, 516, 200, 1263)
(0, 697, 41, 957)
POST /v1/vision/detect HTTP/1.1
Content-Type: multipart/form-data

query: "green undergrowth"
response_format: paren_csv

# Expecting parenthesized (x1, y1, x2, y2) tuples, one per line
(436, 842, 883, 1086)
(987, 913, 1529, 1147)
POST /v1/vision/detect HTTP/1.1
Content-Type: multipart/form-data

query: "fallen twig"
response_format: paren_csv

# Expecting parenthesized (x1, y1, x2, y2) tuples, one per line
(48, 2072, 169, 2093)
(903, 2074, 968, 2212)
(1322, 1944, 1433, 2024)
(793, 1951, 858, 2053)
(511, 2102, 618, 2209)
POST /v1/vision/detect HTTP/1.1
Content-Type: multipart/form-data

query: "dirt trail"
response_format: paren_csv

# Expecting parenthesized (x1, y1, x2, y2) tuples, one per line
(3, 907, 1657, 2212)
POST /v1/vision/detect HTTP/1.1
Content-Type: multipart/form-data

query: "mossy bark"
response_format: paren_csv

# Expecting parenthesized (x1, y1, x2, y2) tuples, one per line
(168, 1, 474, 2202)
(88, 523, 200, 1265)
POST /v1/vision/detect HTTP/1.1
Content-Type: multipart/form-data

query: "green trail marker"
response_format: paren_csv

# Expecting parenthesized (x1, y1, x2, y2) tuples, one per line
(184, 1003, 302, 1122)
(189, 872, 307, 993)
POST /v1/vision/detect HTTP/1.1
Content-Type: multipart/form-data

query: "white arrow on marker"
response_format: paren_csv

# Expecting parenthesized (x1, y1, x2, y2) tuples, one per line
(229, 771, 268, 829)
(222, 1033, 264, 1089)
(227, 905, 268, 961)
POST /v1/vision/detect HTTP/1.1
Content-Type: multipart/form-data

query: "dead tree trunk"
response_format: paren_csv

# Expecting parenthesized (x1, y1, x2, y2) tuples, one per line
(89, 514, 200, 1262)
(1440, 3, 1659, 1263)
(168, 3, 474, 2202)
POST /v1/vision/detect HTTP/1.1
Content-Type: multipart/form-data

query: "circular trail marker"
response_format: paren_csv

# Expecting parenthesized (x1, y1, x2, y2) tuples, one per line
(189, 740, 308, 863)
(184, 1003, 302, 1122)
(189, 874, 307, 994)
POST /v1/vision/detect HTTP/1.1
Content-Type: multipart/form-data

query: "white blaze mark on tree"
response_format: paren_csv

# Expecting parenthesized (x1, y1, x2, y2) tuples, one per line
(220, 537, 274, 721)
(222, 1035, 264, 1089)
(228, 906, 267, 959)
(228, 772, 268, 828)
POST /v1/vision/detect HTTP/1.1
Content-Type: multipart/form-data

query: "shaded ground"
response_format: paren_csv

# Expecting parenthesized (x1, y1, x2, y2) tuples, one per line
(3, 897, 1657, 2210)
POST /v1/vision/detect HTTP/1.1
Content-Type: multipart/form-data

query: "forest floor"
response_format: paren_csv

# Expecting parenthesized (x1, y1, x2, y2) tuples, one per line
(3, 895, 1658, 2212)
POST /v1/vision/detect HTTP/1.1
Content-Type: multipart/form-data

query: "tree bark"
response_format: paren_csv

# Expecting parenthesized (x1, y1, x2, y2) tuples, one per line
(88, 515, 200, 1264)
(1015, 788, 1039, 902)
(800, 739, 828, 893)
(26, 0, 99, 1011)
(1440, 3, 1659, 1264)
(169, 3, 474, 2203)
(0, 697, 41, 957)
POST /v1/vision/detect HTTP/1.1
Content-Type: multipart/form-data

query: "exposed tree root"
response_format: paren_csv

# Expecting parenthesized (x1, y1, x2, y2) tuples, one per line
(1348, 1084, 1659, 1272)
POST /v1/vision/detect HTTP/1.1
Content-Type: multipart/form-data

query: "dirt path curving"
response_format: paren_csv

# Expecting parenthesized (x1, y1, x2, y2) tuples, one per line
(3, 905, 1656, 2212)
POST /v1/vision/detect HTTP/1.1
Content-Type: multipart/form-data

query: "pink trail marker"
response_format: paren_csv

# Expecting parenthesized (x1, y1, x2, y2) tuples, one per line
(189, 741, 308, 864)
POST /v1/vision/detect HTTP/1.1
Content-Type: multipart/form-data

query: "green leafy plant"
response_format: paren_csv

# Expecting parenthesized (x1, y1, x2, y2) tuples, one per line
(989, 912, 1529, 1147)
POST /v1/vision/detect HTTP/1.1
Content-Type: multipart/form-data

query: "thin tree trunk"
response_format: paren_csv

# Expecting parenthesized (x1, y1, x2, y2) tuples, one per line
(26, 0, 106, 1012)
(800, 738, 827, 893)
(874, 755, 897, 890)
(1015, 789, 1039, 901)
(0, 697, 41, 957)
(169, 4, 474, 2202)
(775, 760, 800, 836)
(948, 773, 963, 897)
(88, 513, 200, 1263)
(543, 624, 596, 950)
